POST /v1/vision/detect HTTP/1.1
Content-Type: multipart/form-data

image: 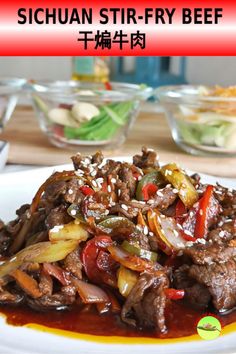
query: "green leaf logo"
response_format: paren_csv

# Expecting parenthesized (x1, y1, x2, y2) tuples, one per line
(197, 316, 221, 340)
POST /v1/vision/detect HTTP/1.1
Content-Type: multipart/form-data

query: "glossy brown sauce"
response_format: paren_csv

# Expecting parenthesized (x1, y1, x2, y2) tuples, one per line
(1, 302, 236, 341)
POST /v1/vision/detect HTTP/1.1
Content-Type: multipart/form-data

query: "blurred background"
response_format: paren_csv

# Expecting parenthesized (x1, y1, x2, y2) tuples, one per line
(0, 56, 235, 86)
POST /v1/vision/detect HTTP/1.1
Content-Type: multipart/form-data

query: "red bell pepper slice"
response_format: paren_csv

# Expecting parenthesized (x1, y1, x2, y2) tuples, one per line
(80, 185, 95, 196)
(194, 185, 214, 239)
(81, 235, 114, 284)
(175, 200, 187, 218)
(142, 183, 158, 201)
(165, 288, 185, 300)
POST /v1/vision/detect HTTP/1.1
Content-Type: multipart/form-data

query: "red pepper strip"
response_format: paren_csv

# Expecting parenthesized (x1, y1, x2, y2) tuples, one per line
(101, 181, 108, 193)
(104, 82, 112, 90)
(142, 183, 158, 201)
(175, 200, 187, 218)
(81, 235, 114, 284)
(30, 170, 76, 214)
(180, 231, 197, 242)
(80, 185, 95, 196)
(165, 288, 185, 300)
(194, 185, 214, 239)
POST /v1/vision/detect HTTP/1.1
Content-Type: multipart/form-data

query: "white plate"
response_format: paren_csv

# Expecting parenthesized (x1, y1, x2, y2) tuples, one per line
(0, 159, 236, 354)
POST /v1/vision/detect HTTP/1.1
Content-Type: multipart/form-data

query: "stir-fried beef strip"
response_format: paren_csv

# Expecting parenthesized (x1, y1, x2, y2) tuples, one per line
(121, 270, 168, 333)
(0, 147, 236, 334)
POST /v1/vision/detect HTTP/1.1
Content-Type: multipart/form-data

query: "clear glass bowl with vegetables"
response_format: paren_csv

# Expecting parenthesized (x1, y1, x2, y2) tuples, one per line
(0, 78, 26, 132)
(156, 85, 236, 156)
(30, 81, 152, 149)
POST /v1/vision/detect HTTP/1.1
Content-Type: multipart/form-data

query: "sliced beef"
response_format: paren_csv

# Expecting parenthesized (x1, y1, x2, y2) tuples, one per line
(0, 289, 24, 304)
(0, 228, 12, 256)
(27, 293, 75, 311)
(148, 185, 177, 211)
(63, 248, 82, 279)
(118, 164, 137, 198)
(43, 180, 67, 203)
(185, 242, 236, 265)
(121, 270, 168, 332)
(39, 270, 53, 296)
(207, 221, 236, 245)
(174, 265, 211, 309)
(71, 153, 82, 170)
(64, 178, 84, 204)
(46, 205, 72, 229)
(109, 202, 139, 219)
(133, 147, 159, 169)
(189, 260, 236, 311)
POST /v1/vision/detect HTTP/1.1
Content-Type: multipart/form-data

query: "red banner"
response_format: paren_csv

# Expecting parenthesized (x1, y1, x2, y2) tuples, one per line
(0, 0, 234, 55)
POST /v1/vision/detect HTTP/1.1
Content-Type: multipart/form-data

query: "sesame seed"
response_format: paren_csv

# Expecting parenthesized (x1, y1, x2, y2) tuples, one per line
(215, 190, 222, 195)
(172, 188, 178, 194)
(197, 238, 206, 244)
(84, 158, 90, 164)
(75, 169, 84, 176)
(107, 185, 112, 193)
(90, 170, 97, 177)
(149, 232, 154, 236)
(121, 204, 128, 211)
(136, 225, 143, 232)
(186, 241, 194, 247)
(144, 226, 149, 235)
(225, 219, 232, 223)
(156, 191, 163, 197)
(189, 211, 194, 218)
(78, 179, 84, 186)
(104, 210, 109, 215)
(98, 161, 106, 169)
(183, 229, 193, 237)
(117, 189, 121, 196)
(219, 230, 225, 237)
(92, 180, 97, 188)
(199, 209, 203, 216)
(138, 176, 142, 181)
(177, 223, 183, 230)
(218, 221, 223, 227)
(68, 189, 73, 195)
(111, 178, 116, 184)
(166, 184, 171, 188)
(70, 209, 77, 216)
(147, 199, 154, 204)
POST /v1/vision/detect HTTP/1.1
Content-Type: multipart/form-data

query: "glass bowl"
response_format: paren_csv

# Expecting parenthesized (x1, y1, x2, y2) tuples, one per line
(156, 85, 236, 156)
(30, 81, 152, 149)
(0, 78, 26, 132)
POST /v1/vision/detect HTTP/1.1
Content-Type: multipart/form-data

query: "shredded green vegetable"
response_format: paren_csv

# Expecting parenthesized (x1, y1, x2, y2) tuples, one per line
(64, 101, 135, 141)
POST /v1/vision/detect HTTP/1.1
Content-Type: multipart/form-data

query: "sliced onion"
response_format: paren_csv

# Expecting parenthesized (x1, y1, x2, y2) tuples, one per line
(148, 210, 186, 254)
(0, 240, 79, 278)
(108, 245, 152, 272)
(117, 266, 138, 297)
(74, 279, 110, 304)
(43, 263, 70, 286)
(49, 221, 88, 242)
